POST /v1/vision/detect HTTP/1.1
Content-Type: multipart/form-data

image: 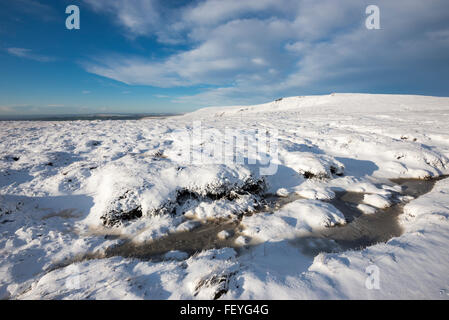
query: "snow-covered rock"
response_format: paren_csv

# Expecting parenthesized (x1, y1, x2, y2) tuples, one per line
(363, 194, 392, 209)
(242, 199, 345, 242)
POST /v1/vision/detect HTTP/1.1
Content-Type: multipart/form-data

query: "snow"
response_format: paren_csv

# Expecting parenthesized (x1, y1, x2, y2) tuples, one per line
(362, 194, 392, 209)
(281, 152, 345, 179)
(241, 199, 346, 242)
(217, 230, 232, 240)
(234, 236, 250, 246)
(1, 93, 449, 299)
(357, 203, 378, 215)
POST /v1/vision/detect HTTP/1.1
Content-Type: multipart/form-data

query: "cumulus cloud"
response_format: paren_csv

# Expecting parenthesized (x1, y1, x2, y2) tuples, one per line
(82, 0, 449, 107)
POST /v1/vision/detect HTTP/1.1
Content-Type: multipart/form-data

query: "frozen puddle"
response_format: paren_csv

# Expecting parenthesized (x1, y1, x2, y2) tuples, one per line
(87, 176, 448, 263)
(318, 177, 447, 251)
(104, 219, 243, 260)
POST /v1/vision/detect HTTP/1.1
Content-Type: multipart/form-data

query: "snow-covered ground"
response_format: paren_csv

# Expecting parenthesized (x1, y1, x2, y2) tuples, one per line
(1, 93, 449, 299)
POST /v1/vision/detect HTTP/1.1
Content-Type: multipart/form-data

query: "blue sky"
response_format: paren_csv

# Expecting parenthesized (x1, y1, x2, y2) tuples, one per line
(1, 0, 449, 116)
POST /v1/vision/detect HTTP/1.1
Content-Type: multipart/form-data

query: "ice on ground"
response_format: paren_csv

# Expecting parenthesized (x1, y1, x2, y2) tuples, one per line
(164, 250, 189, 261)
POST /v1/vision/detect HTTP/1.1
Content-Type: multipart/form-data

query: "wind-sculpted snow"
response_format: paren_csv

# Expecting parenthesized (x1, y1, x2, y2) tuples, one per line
(1, 94, 449, 299)
(85, 162, 266, 227)
(282, 152, 345, 179)
(241, 199, 346, 242)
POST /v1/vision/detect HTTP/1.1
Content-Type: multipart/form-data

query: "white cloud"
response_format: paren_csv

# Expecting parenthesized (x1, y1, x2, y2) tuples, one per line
(84, 17, 295, 87)
(6, 47, 54, 62)
(182, 0, 296, 27)
(83, 0, 164, 39)
(83, 0, 449, 106)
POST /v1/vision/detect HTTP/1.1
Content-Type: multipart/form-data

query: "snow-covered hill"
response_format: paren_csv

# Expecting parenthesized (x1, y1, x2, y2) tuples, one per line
(1, 94, 449, 299)
(184, 93, 449, 118)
